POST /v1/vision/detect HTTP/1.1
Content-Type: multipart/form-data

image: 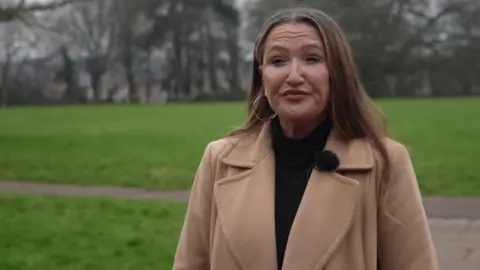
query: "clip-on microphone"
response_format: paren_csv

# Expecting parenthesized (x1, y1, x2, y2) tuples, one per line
(313, 150, 340, 172)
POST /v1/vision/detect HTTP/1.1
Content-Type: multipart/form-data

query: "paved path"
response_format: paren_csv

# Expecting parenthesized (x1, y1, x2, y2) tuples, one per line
(2, 180, 480, 219)
(1, 180, 480, 269)
(0, 180, 191, 201)
(430, 219, 480, 270)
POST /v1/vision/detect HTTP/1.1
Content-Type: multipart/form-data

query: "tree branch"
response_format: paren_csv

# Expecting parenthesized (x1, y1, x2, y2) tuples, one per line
(0, 0, 92, 22)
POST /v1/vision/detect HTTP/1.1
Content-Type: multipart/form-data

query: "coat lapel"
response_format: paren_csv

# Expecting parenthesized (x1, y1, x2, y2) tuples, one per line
(282, 129, 374, 270)
(214, 124, 278, 270)
(214, 123, 374, 270)
(281, 171, 360, 269)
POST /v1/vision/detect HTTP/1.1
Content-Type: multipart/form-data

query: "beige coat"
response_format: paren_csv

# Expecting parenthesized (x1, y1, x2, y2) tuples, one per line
(172, 123, 439, 270)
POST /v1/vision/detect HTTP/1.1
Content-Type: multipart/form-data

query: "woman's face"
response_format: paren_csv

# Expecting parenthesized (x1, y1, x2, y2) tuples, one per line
(260, 22, 330, 124)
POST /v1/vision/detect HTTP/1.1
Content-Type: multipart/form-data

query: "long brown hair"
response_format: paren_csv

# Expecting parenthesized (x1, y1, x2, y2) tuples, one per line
(228, 7, 391, 186)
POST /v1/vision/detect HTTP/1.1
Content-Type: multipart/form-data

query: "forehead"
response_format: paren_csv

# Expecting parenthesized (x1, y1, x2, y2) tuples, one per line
(264, 22, 323, 48)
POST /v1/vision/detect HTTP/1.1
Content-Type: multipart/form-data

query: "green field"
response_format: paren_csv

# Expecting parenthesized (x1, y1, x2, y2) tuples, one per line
(0, 193, 186, 270)
(1, 97, 479, 195)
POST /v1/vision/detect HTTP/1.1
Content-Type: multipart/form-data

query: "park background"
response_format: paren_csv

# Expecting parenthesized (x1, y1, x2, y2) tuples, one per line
(0, 0, 479, 269)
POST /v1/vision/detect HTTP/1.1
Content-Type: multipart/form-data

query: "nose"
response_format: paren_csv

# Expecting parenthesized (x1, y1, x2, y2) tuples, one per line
(285, 59, 305, 86)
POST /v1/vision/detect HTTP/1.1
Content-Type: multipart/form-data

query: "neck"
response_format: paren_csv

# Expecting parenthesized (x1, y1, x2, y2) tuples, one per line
(278, 114, 326, 139)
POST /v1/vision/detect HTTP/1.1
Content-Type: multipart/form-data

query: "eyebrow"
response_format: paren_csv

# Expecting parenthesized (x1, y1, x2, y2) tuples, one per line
(264, 42, 324, 55)
(264, 44, 287, 54)
(302, 43, 324, 51)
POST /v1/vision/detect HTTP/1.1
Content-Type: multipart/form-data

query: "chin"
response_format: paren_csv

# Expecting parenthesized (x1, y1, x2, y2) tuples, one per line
(278, 111, 315, 122)
(276, 102, 322, 120)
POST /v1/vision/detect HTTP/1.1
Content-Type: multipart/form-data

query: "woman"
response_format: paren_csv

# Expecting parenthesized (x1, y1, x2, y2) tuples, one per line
(173, 6, 438, 270)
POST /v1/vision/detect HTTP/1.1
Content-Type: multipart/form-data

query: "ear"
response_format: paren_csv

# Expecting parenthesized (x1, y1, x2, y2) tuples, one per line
(258, 65, 263, 74)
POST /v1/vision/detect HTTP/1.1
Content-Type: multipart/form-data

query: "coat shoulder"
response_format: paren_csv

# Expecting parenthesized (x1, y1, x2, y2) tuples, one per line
(369, 137, 413, 177)
(383, 137, 412, 163)
(205, 137, 235, 158)
(203, 134, 246, 162)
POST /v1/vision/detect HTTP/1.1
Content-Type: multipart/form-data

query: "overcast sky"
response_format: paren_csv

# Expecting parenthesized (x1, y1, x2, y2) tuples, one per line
(27, 0, 248, 8)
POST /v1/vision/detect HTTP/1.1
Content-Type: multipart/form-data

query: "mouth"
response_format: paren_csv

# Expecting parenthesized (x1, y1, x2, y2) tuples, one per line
(282, 89, 309, 101)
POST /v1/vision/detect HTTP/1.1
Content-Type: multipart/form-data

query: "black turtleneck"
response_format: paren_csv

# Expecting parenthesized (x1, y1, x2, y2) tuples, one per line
(270, 116, 332, 270)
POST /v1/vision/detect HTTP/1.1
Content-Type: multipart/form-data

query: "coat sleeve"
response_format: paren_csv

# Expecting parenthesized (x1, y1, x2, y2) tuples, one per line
(173, 142, 216, 270)
(377, 142, 439, 270)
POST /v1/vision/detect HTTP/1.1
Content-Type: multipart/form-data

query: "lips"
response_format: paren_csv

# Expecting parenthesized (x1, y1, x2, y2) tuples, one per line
(282, 90, 309, 101)
(283, 89, 308, 96)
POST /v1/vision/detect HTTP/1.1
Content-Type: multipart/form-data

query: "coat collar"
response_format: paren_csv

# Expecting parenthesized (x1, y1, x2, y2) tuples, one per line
(214, 122, 374, 270)
(220, 121, 374, 171)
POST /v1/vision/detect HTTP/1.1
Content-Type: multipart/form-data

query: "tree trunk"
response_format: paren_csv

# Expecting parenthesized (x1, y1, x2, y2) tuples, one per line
(146, 54, 153, 103)
(0, 86, 7, 107)
(184, 49, 193, 97)
(227, 25, 241, 93)
(90, 71, 103, 102)
(122, 50, 138, 103)
(1, 61, 10, 107)
(205, 15, 218, 93)
(61, 46, 76, 103)
(171, 3, 185, 100)
(195, 55, 205, 93)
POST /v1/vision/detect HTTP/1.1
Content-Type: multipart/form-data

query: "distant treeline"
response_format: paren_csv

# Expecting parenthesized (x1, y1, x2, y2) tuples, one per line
(0, 0, 479, 107)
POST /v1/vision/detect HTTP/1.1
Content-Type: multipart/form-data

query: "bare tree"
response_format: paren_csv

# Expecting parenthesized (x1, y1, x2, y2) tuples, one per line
(0, 20, 50, 106)
(0, 24, 20, 106)
(111, 0, 153, 103)
(0, 0, 90, 23)
(51, 0, 116, 101)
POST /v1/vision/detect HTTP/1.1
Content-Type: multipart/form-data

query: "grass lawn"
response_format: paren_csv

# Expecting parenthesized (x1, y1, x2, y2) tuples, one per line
(0, 97, 479, 195)
(0, 193, 187, 270)
(0, 103, 244, 189)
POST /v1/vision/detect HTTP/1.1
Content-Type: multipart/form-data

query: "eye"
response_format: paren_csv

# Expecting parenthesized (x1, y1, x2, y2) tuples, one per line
(267, 56, 286, 66)
(305, 56, 325, 63)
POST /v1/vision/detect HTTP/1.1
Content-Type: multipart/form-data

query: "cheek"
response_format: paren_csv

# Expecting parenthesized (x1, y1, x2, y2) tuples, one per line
(310, 67, 330, 96)
(264, 87, 276, 108)
(262, 67, 285, 95)
(315, 66, 330, 85)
